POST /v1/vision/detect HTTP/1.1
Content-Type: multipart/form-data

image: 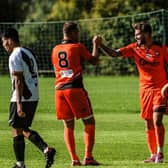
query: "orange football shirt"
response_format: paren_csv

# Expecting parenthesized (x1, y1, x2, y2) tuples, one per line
(120, 42, 168, 89)
(52, 42, 91, 89)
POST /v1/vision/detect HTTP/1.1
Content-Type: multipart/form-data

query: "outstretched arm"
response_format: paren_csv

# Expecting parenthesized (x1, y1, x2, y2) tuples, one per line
(100, 43, 121, 57)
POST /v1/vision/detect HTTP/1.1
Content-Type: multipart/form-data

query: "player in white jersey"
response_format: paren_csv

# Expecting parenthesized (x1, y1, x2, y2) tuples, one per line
(9, 47, 39, 102)
(1, 28, 56, 168)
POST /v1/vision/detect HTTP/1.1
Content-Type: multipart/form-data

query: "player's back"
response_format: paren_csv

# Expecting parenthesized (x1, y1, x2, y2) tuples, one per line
(52, 42, 91, 89)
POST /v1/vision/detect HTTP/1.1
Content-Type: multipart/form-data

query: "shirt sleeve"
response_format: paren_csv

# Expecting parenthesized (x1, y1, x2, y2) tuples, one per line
(119, 43, 134, 58)
(79, 43, 91, 61)
(10, 53, 23, 72)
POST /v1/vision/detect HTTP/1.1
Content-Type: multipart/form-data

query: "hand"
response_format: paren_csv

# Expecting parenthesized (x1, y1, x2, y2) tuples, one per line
(17, 102, 26, 118)
(93, 35, 102, 46)
(17, 110, 26, 118)
(161, 83, 168, 98)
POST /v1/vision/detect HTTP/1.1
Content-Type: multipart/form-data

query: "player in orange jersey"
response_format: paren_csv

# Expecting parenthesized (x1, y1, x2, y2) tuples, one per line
(99, 22, 168, 163)
(52, 21, 101, 166)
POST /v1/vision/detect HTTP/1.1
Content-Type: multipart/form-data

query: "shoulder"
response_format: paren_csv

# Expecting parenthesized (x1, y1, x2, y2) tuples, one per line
(13, 47, 22, 55)
(9, 48, 24, 70)
(128, 42, 137, 48)
(152, 41, 162, 47)
(10, 47, 22, 60)
(120, 42, 136, 50)
(78, 42, 88, 51)
(78, 42, 85, 47)
(22, 47, 36, 56)
(52, 44, 65, 55)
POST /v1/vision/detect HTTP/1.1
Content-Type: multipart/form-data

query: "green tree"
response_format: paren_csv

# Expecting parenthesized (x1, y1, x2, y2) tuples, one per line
(25, 0, 55, 22)
(89, 0, 168, 18)
(47, 0, 93, 21)
(0, 0, 30, 22)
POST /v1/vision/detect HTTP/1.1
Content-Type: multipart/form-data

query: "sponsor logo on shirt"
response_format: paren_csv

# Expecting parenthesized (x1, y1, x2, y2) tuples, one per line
(155, 51, 160, 56)
(139, 58, 160, 66)
(145, 53, 152, 58)
(60, 69, 74, 78)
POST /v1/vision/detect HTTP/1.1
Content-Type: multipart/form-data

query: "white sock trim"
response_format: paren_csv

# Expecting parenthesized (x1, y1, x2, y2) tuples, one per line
(157, 147, 163, 153)
(44, 147, 49, 154)
(16, 161, 24, 167)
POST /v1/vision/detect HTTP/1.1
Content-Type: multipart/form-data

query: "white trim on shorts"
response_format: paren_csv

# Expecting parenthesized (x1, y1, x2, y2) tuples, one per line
(82, 114, 93, 120)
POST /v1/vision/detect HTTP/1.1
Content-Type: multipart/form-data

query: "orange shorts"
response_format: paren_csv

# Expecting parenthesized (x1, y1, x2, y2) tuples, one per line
(140, 88, 167, 120)
(55, 88, 93, 120)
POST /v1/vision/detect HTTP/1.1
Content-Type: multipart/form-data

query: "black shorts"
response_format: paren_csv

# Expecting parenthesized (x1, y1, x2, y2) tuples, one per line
(9, 101, 38, 128)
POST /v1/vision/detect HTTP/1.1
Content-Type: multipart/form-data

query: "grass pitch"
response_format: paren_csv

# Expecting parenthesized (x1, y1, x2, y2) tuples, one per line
(0, 75, 168, 168)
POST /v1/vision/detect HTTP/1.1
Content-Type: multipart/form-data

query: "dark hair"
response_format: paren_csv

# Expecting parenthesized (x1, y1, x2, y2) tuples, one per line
(1, 28, 20, 43)
(63, 21, 79, 35)
(133, 22, 152, 34)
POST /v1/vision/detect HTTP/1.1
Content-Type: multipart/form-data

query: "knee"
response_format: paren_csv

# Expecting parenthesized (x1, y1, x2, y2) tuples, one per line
(22, 128, 33, 138)
(63, 119, 74, 129)
(83, 116, 95, 125)
(12, 128, 23, 137)
(153, 113, 163, 127)
(154, 118, 162, 127)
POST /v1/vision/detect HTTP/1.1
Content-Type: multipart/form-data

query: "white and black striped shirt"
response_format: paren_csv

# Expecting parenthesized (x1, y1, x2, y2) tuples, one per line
(9, 47, 39, 102)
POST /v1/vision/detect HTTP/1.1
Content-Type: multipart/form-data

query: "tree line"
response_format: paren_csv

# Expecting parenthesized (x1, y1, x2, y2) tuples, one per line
(0, 1, 167, 76)
(0, 0, 167, 22)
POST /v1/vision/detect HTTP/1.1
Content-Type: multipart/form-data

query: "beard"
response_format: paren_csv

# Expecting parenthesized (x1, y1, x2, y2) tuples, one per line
(140, 36, 146, 45)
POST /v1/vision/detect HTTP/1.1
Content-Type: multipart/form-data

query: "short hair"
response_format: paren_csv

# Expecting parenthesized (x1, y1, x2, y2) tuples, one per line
(133, 22, 152, 34)
(63, 21, 79, 35)
(1, 28, 20, 43)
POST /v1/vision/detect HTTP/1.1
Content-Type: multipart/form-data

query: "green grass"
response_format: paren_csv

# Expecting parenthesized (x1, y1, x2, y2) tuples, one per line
(1, 75, 168, 168)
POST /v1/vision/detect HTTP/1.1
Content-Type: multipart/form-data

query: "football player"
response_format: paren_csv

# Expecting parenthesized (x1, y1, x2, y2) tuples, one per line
(52, 21, 101, 166)
(99, 22, 168, 163)
(2, 28, 56, 168)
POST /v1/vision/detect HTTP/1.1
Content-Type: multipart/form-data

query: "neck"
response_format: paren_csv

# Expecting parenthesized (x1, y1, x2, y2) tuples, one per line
(12, 43, 20, 51)
(145, 39, 153, 48)
(63, 35, 72, 41)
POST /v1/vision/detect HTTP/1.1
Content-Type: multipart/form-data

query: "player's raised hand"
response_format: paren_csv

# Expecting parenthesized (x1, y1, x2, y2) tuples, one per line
(161, 83, 168, 97)
(93, 35, 102, 46)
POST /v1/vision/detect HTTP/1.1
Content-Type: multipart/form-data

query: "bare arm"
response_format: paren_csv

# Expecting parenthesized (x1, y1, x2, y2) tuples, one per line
(161, 83, 168, 98)
(89, 36, 100, 65)
(100, 43, 121, 57)
(13, 71, 26, 118)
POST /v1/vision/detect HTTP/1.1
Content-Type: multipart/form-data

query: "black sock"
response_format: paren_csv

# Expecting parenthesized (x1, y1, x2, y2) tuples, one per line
(28, 130, 48, 152)
(13, 135, 25, 161)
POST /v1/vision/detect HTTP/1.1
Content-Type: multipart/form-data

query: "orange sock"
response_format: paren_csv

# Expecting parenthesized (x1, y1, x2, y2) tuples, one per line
(64, 127, 79, 161)
(84, 124, 95, 158)
(155, 124, 165, 149)
(146, 129, 157, 154)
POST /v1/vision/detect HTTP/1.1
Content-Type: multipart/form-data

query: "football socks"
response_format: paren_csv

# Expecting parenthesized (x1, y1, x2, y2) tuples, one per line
(155, 124, 165, 149)
(13, 135, 25, 162)
(146, 129, 157, 154)
(84, 124, 95, 158)
(64, 127, 79, 161)
(28, 130, 48, 152)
